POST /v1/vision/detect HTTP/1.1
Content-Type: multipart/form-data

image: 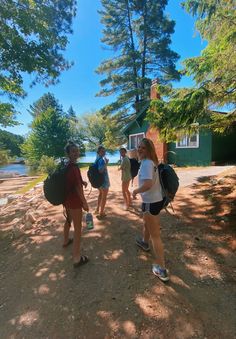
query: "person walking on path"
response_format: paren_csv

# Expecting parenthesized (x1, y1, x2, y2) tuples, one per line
(118, 147, 132, 210)
(63, 141, 89, 268)
(132, 138, 169, 282)
(95, 146, 110, 219)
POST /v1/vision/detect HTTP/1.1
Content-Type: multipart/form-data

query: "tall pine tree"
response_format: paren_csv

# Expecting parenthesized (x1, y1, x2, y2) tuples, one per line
(28, 93, 63, 119)
(97, 0, 180, 117)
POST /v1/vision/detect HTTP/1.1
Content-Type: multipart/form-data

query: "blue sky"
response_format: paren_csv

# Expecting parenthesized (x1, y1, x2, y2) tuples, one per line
(5, 0, 206, 136)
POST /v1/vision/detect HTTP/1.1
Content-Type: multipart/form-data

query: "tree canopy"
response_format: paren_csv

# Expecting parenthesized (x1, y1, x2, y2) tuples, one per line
(21, 108, 71, 163)
(77, 112, 126, 151)
(28, 93, 63, 119)
(0, 129, 24, 157)
(97, 0, 180, 118)
(148, 0, 236, 141)
(0, 0, 76, 127)
(22, 94, 85, 164)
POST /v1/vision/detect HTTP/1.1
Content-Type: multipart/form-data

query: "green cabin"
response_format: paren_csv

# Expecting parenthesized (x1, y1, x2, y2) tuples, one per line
(124, 85, 236, 166)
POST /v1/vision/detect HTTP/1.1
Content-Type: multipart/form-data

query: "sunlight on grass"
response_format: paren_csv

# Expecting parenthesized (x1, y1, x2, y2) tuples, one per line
(79, 163, 118, 169)
(16, 174, 47, 194)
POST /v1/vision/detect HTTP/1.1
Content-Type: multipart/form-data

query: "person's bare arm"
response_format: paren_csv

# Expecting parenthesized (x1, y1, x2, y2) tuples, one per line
(76, 185, 89, 211)
(132, 179, 153, 199)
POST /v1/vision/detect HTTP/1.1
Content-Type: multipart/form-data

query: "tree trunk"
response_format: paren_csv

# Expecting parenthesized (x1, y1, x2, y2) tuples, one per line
(141, 0, 147, 99)
(125, 0, 140, 107)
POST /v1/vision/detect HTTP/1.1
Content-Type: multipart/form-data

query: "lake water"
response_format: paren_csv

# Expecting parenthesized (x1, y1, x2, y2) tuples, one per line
(0, 151, 120, 175)
(80, 151, 120, 164)
(0, 163, 30, 175)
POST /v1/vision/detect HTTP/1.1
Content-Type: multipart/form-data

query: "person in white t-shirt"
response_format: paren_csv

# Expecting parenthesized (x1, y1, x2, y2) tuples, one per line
(132, 138, 169, 282)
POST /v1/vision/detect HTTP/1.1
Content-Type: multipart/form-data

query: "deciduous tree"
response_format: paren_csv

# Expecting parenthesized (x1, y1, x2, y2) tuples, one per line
(21, 108, 71, 163)
(0, 0, 77, 127)
(0, 129, 24, 157)
(78, 112, 126, 151)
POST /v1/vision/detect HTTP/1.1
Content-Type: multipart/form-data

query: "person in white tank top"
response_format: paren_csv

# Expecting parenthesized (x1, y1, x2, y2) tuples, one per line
(132, 138, 169, 282)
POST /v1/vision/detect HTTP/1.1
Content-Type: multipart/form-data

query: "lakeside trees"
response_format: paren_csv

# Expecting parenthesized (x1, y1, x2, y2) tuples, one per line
(0, 130, 24, 157)
(0, 130, 24, 164)
(0, 0, 77, 127)
(22, 94, 85, 167)
(77, 112, 126, 151)
(97, 0, 180, 121)
(148, 0, 236, 141)
(22, 108, 71, 164)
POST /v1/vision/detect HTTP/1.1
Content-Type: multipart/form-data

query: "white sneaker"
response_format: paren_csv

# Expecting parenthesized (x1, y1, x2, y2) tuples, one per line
(152, 264, 169, 282)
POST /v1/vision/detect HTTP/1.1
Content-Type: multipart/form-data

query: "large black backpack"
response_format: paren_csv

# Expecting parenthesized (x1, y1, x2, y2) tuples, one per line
(129, 158, 140, 179)
(87, 159, 105, 188)
(43, 160, 69, 206)
(158, 163, 179, 208)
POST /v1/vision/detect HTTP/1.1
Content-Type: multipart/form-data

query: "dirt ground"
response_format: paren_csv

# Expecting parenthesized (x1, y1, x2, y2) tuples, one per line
(0, 166, 236, 339)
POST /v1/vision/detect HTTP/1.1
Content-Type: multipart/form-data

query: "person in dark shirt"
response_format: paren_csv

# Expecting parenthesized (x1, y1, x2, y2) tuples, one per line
(63, 141, 89, 268)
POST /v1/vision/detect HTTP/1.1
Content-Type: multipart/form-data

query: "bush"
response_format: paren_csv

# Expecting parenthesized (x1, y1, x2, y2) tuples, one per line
(0, 149, 10, 164)
(38, 155, 57, 174)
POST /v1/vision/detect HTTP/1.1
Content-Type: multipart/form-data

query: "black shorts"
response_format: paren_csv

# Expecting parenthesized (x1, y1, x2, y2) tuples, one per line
(142, 200, 164, 216)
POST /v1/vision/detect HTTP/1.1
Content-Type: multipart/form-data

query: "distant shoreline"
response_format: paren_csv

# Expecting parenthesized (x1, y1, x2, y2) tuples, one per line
(0, 171, 27, 179)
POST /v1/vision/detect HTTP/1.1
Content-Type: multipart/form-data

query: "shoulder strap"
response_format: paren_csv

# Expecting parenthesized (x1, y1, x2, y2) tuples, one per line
(94, 158, 99, 167)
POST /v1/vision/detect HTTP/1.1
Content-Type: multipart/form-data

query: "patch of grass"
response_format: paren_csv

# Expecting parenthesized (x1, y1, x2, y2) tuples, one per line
(79, 163, 90, 170)
(16, 174, 47, 194)
(79, 162, 119, 170)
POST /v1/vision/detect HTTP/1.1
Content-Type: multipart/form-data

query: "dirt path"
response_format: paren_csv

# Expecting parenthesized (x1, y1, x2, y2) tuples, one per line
(176, 165, 234, 187)
(0, 167, 235, 339)
(0, 176, 38, 197)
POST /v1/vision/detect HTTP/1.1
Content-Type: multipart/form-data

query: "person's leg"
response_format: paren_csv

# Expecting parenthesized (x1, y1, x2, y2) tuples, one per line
(143, 218, 151, 243)
(143, 213, 165, 267)
(122, 181, 128, 208)
(63, 209, 72, 246)
(121, 181, 126, 202)
(123, 180, 131, 208)
(127, 180, 132, 206)
(95, 189, 102, 213)
(100, 188, 109, 215)
(69, 208, 83, 264)
(126, 180, 131, 207)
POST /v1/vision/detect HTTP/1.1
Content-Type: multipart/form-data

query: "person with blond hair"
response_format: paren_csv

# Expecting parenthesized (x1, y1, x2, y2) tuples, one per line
(132, 138, 169, 282)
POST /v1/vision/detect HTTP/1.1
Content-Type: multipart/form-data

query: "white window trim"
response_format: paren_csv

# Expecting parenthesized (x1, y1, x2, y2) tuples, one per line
(129, 132, 145, 150)
(176, 133, 199, 149)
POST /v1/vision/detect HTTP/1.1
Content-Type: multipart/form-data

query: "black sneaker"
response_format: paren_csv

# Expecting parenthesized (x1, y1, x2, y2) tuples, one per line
(135, 236, 150, 252)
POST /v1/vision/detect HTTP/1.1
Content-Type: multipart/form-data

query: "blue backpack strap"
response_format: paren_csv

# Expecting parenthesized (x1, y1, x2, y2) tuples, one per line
(94, 157, 100, 168)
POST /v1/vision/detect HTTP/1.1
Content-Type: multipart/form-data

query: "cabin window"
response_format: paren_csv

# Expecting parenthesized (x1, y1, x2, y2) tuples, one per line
(176, 133, 199, 148)
(129, 133, 145, 149)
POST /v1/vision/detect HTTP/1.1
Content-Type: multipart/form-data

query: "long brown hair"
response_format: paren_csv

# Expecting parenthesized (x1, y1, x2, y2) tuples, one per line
(140, 138, 159, 165)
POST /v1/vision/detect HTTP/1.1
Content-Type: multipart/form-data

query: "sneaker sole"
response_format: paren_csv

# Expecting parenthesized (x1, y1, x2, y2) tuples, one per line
(135, 240, 150, 252)
(152, 269, 170, 282)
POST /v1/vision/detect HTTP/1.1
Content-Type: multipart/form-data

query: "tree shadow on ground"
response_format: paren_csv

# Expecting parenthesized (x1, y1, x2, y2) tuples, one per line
(0, 180, 236, 338)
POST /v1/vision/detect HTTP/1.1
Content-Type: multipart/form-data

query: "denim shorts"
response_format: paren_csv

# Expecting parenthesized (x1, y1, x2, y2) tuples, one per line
(141, 200, 164, 216)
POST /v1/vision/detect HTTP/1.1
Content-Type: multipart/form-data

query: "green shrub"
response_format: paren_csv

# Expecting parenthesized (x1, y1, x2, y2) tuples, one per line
(0, 149, 10, 164)
(38, 155, 57, 174)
